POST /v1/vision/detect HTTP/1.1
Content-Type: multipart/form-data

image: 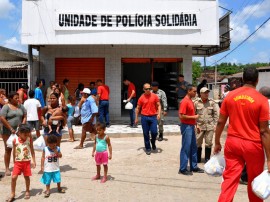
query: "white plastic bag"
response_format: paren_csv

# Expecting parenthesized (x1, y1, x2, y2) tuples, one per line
(204, 153, 225, 176)
(6, 134, 18, 148)
(125, 102, 133, 110)
(252, 170, 270, 200)
(33, 135, 46, 151)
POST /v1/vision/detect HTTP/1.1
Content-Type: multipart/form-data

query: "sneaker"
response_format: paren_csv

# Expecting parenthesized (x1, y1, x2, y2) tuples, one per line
(178, 170, 193, 176)
(146, 150, 151, 155)
(192, 167, 204, 173)
(106, 124, 111, 128)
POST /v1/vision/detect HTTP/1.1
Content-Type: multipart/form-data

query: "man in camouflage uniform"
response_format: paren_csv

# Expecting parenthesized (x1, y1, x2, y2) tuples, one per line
(151, 81, 168, 141)
(194, 87, 219, 163)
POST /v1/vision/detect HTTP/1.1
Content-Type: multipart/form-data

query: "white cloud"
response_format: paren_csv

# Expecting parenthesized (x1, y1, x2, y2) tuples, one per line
(230, 23, 250, 43)
(253, 21, 270, 41)
(3, 37, 27, 53)
(0, 0, 15, 19)
(229, 0, 270, 43)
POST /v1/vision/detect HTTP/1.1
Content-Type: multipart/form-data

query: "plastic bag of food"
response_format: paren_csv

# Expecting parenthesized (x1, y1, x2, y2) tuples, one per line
(204, 153, 225, 176)
(33, 135, 46, 151)
(252, 170, 270, 200)
(6, 133, 18, 148)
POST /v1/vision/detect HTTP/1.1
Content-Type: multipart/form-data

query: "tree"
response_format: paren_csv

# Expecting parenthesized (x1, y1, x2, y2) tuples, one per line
(192, 61, 202, 84)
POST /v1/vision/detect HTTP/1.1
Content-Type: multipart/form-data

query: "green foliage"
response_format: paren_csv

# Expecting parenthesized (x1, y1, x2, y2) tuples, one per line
(192, 61, 270, 78)
(192, 61, 202, 84)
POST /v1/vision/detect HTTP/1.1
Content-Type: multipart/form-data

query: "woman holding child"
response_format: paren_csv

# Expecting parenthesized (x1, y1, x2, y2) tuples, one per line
(42, 93, 66, 147)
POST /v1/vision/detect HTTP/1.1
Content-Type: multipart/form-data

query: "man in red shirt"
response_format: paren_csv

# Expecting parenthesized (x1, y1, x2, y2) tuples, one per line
(123, 78, 137, 127)
(214, 67, 270, 202)
(96, 79, 110, 127)
(135, 83, 161, 155)
(179, 85, 204, 175)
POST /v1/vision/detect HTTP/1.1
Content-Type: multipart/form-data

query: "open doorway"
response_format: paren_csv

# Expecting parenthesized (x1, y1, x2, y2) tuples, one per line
(121, 58, 182, 116)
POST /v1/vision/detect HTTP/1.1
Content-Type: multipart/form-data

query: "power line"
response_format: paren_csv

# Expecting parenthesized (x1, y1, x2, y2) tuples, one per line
(211, 16, 270, 66)
(231, 0, 265, 33)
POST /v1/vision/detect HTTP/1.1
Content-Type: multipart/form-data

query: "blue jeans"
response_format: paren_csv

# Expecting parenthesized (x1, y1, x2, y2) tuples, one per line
(129, 98, 136, 126)
(180, 124, 198, 171)
(141, 115, 158, 151)
(98, 100, 110, 126)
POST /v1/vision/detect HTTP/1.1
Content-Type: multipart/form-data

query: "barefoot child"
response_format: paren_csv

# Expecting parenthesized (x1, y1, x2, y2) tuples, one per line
(40, 135, 65, 197)
(7, 124, 36, 201)
(92, 123, 112, 183)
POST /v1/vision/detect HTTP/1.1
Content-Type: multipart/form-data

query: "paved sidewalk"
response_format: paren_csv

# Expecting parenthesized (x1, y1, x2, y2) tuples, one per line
(37, 124, 181, 139)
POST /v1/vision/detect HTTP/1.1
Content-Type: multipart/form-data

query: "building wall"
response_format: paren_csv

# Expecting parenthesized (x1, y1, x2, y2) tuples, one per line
(22, 0, 219, 46)
(257, 72, 270, 91)
(38, 45, 192, 118)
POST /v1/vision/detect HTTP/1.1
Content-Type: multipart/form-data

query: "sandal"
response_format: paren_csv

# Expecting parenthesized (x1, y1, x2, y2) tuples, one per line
(58, 188, 65, 193)
(91, 175, 101, 181)
(44, 192, 50, 198)
(74, 145, 83, 149)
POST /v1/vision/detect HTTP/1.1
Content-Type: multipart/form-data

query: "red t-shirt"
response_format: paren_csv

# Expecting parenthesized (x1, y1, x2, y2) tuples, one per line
(221, 86, 269, 142)
(128, 82, 136, 98)
(179, 96, 196, 125)
(138, 93, 159, 116)
(97, 85, 110, 100)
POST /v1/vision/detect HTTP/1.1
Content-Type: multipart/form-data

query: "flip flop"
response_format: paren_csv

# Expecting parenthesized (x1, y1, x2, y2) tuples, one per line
(74, 145, 83, 149)
(44, 192, 50, 198)
(58, 188, 66, 193)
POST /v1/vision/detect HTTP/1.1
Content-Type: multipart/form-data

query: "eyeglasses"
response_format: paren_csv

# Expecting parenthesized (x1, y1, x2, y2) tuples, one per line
(144, 88, 151, 91)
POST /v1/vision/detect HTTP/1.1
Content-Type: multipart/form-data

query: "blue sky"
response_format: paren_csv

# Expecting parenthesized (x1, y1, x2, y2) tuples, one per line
(0, 0, 269, 66)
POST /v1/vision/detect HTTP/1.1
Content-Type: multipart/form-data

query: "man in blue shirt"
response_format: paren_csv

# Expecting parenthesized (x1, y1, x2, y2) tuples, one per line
(34, 79, 45, 108)
(89, 82, 97, 96)
(74, 88, 98, 149)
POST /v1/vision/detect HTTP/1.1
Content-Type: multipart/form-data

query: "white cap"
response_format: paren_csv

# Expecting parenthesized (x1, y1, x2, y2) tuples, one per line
(82, 88, 91, 94)
(200, 87, 210, 93)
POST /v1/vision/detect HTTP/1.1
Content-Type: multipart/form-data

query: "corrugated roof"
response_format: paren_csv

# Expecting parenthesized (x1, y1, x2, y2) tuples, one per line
(0, 61, 28, 70)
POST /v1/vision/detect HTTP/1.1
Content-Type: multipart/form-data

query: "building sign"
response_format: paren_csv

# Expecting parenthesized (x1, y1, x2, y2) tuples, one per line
(55, 12, 200, 30)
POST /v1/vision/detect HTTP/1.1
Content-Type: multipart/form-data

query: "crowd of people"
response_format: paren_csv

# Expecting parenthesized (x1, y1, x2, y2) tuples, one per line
(0, 67, 270, 201)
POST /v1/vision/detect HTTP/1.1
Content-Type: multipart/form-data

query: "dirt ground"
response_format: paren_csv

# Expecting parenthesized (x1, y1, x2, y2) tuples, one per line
(0, 133, 268, 202)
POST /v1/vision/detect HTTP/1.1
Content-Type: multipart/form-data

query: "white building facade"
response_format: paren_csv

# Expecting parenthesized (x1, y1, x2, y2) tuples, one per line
(22, 0, 227, 119)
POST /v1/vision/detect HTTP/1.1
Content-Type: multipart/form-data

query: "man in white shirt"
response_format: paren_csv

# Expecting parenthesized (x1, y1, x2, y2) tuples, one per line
(24, 90, 42, 137)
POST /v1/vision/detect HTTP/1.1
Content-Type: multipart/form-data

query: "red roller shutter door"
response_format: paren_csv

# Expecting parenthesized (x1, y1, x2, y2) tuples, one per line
(55, 58, 105, 94)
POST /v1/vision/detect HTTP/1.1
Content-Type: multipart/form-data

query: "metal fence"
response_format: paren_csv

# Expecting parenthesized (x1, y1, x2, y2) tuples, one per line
(0, 82, 28, 94)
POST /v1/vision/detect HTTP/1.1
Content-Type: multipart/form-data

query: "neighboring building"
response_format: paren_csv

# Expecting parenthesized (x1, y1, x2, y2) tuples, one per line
(228, 66, 270, 90)
(0, 46, 29, 93)
(22, 0, 230, 118)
